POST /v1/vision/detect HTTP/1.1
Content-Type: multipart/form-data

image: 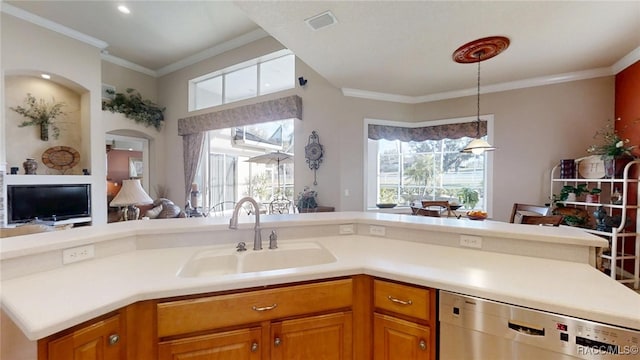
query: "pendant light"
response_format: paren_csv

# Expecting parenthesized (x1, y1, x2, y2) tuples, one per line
(453, 36, 510, 154)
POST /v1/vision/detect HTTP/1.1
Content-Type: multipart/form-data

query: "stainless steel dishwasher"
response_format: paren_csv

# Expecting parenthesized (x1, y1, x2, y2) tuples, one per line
(439, 290, 640, 359)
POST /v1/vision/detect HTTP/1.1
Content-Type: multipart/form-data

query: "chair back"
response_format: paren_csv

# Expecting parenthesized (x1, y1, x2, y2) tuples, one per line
(520, 214, 564, 226)
(270, 198, 292, 214)
(509, 203, 550, 223)
(411, 206, 442, 217)
(419, 201, 453, 217)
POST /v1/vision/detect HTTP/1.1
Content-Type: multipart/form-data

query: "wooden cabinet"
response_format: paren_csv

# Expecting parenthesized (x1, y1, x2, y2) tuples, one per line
(38, 313, 124, 360)
(36, 276, 436, 360)
(157, 278, 354, 360)
(159, 327, 262, 360)
(372, 279, 436, 360)
(373, 314, 430, 360)
(271, 312, 352, 360)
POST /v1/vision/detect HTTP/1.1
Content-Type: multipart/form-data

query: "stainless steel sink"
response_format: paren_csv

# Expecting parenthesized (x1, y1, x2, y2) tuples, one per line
(178, 241, 337, 277)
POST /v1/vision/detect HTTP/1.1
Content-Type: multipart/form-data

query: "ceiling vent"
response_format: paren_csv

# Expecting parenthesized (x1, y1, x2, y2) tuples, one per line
(305, 11, 338, 31)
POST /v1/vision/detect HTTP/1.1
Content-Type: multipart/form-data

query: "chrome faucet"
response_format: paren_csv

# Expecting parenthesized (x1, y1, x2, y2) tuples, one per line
(229, 197, 262, 250)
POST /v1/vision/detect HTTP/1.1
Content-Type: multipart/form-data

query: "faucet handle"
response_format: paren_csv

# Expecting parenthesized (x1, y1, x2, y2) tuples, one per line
(269, 230, 278, 249)
(236, 242, 247, 252)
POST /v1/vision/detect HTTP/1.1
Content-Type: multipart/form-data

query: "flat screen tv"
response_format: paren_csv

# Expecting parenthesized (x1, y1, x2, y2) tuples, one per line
(7, 184, 91, 224)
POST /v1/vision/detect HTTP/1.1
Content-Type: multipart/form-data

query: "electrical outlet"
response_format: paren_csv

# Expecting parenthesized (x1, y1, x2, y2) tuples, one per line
(62, 245, 95, 264)
(369, 225, 386, 236)
(460, 235, 482, 249)
(339, 224, 355, 234)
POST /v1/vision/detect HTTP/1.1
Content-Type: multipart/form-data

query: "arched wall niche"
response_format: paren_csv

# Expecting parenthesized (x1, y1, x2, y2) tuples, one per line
(4, 71, 90, 175)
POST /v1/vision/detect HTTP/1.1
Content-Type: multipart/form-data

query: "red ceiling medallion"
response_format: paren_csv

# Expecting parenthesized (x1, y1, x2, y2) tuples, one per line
(452, 36, 510, 63)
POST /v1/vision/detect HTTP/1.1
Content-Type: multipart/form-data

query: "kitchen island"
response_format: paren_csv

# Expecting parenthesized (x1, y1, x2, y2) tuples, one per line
(2, 212, 638, 359)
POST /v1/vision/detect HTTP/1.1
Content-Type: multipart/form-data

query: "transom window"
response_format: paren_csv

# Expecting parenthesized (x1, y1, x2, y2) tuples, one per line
(189, 50, 295, 111)
(365, 117, 494, 212)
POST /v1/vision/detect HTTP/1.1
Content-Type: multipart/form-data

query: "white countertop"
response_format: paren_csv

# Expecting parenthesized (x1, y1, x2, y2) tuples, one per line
(3, 212, 635, 343)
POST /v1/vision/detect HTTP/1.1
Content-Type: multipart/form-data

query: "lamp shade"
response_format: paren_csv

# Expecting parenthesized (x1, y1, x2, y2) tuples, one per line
(109, 179, 153, 207)
(461, 138, 497, 155)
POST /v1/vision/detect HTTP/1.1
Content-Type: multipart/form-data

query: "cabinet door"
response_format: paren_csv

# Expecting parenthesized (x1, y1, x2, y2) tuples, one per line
(158, 327, 262, 360)
(373, 313, 431, 360)
(46, 314, 123, 360)
(271, 312, 353, 360)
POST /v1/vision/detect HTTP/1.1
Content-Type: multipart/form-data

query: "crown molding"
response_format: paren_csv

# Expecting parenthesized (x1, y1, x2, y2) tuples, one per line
(1, 2, 108, 49)
(100, 28, 269, 78)
(100, 53, 157, 77)
(343, 67, 616, 104)
(612, 45, 640, 74)
(2, 3, 268, 78)
(343, 45, 640, 104)
(156, 28, 269, 77)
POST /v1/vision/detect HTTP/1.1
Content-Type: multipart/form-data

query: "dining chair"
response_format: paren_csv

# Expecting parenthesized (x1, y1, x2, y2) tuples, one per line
(270, 198, 292, 214)
(411, 206, 442, 217)
(419, 201, 454, 217)
(509, 203, 551, 223)
(519, 214, 564, 226)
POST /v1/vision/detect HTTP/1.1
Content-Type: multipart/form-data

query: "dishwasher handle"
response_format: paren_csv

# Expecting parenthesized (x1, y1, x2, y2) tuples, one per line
(508, 320, 545, 336)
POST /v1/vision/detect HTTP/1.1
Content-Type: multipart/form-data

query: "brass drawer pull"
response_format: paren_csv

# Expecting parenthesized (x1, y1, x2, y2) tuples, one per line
(252, 303, 278, 312)
(387, 295, 413, 306)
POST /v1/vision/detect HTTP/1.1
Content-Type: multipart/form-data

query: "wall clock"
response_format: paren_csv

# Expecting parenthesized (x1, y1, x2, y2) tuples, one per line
(305, 130, 323, 185)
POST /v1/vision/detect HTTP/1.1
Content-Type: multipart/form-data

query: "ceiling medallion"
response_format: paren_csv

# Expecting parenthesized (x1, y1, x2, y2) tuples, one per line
(452, 36, 510, 63)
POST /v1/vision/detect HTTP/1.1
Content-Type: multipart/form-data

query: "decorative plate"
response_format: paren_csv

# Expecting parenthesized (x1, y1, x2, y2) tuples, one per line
(42, 146, 80, 170)
(577, 155, 605, 179)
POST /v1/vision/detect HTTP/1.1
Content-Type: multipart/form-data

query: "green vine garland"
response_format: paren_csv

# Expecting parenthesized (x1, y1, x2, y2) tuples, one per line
(102, 88, 165, 130)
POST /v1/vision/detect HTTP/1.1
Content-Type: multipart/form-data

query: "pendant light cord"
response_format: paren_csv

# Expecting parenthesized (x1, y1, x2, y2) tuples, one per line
(475, 51, 482, 136)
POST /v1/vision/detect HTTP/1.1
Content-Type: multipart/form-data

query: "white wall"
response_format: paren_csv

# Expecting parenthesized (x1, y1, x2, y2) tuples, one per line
(157, 36, 614, 221)
(413, 77, 614, 220)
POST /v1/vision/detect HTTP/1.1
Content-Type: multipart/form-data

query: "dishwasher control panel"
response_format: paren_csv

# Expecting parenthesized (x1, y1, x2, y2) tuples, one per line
(439, 290, 639, 359)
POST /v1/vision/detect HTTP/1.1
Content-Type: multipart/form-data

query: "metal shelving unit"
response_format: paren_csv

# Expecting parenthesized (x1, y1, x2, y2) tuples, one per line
(550, 158, 640, 289)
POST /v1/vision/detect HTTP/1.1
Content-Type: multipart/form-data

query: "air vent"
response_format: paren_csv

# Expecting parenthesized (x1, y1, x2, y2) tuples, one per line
(305, 10, 338, 31)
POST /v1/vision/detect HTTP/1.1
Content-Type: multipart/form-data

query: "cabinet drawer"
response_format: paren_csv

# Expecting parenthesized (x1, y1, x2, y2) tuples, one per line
(157, 279, 353, 338)
(373, 279, 431, 321)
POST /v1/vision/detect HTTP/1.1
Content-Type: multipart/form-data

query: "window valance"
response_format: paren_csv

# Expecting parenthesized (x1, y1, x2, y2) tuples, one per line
(368, 121, 487, 142)
(178, 95, 302, 136)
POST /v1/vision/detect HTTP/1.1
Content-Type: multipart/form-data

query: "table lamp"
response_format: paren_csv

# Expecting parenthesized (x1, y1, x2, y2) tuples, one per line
(109, 179, 153, 221)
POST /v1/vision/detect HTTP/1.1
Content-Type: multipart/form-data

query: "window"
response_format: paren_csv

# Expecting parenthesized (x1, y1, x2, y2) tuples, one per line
(365, 117, 494, 212)
(195, 119, 295, 213)
(190, 50, 295, 111)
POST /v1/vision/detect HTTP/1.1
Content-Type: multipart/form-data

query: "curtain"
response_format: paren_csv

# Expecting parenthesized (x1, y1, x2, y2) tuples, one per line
(182, 132, 205, 201)
(368, 121, 487, 142)
(178, 95, 303, 135)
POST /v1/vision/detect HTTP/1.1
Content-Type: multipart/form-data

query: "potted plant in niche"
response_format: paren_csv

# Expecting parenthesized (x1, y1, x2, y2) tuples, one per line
(586, 118, 637, 178)
(10, 93, 66, 141)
